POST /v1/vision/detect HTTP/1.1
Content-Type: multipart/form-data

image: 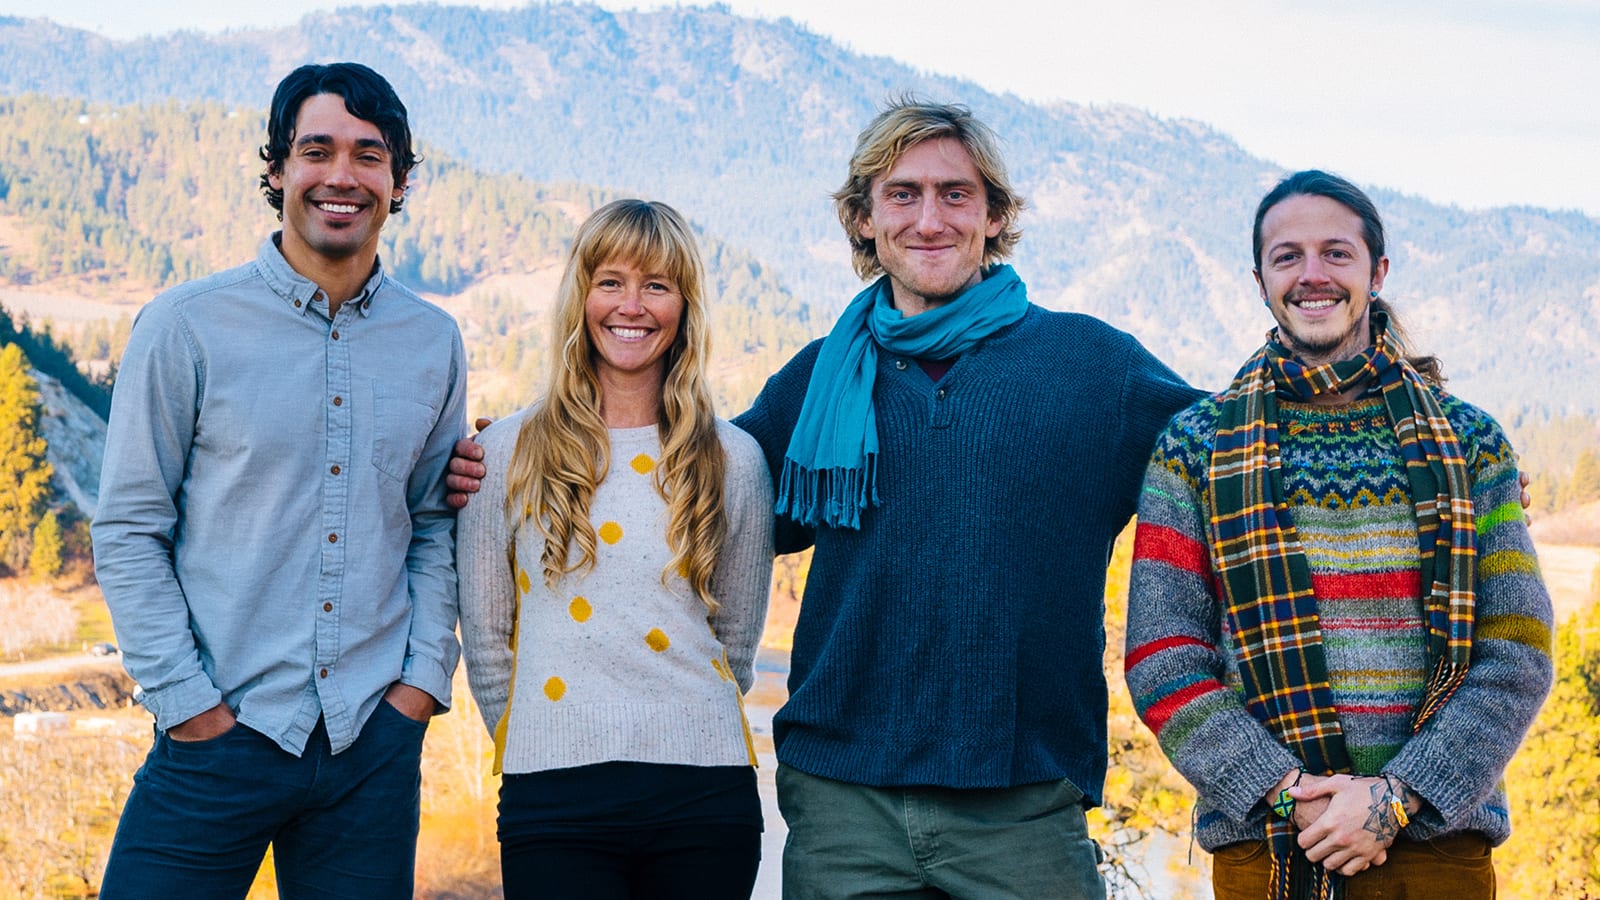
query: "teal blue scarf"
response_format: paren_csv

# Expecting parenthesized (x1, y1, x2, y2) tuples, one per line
(777, 265, 1029, 528)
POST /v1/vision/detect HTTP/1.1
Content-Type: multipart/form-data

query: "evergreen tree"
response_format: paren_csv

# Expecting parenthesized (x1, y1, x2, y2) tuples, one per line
(0, 343, 54, 575)
(29, 510, 63, 580)
(1564, 448, 1600, 509)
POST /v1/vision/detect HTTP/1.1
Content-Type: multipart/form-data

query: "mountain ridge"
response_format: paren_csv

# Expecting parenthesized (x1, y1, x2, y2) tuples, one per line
(1, 3, 1597, 420)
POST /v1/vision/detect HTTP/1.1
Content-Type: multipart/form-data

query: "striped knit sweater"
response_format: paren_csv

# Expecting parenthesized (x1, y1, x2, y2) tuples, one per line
(1124, 389, 1553, 852)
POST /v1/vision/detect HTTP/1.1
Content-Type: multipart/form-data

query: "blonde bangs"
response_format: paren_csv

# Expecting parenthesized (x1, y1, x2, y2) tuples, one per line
(504, 199, 726, 611)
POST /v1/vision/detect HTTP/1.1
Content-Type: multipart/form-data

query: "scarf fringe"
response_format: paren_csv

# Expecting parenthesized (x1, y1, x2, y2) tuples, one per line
(776, 454, 879, 530)
(775, 266, 1028, 530)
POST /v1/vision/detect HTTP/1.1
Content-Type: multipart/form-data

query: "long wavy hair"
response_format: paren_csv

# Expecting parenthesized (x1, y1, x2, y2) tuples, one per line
(505, 199, 728, 610)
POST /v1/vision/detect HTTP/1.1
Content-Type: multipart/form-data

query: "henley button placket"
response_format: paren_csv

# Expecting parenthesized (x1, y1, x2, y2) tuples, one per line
(930, 383, 955, 429)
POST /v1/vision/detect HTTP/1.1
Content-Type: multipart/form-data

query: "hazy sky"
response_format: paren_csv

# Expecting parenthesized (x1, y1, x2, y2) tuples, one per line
(7, 0, 1597, 217)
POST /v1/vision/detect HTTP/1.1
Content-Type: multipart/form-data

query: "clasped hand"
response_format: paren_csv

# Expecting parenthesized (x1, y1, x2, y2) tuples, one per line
(1286, 774, 1407, 876)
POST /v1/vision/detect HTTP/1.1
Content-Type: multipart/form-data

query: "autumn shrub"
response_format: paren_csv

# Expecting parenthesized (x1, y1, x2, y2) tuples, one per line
(1501, 599, 1600, 898)
(0, 581, 76, 660)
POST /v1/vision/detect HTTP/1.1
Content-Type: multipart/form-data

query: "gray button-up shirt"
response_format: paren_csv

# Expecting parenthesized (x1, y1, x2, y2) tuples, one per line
(92, 236, 467, 755)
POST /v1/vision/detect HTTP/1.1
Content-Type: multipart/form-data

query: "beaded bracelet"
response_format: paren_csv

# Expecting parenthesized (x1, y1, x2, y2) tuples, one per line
(1271, 768, 1306, 820)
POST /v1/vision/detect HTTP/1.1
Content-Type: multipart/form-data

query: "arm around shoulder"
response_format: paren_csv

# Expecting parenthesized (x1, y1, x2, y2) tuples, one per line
(711, 422, 776, 693)
(456, 414, 524, 735)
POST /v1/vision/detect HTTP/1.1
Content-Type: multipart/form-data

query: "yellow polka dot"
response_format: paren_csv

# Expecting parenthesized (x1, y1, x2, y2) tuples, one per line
(543, 677, 566, 701)
(599, 521, 623, 544)
(631, 454, 656, 474)
(569, 596, 592, 622)
(516, 569, 531, 595)
(645, 628, 670, 652)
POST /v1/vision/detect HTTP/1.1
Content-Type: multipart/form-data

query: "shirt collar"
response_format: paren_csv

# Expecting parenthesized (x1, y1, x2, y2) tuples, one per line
(258, 233, 385, 318)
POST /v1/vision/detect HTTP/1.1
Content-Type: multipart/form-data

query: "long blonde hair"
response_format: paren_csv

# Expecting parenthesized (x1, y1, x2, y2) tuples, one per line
(505, 199, 728, 610)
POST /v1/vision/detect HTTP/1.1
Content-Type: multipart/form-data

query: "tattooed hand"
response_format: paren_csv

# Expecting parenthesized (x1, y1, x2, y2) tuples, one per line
(1290, 774, 1400, 876)
(1360, 778, 1405, 844)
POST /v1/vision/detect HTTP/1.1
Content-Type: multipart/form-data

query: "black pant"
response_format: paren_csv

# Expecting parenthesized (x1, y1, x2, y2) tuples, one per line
(501, 823, 761, 899)
(497, 762, 762, 899)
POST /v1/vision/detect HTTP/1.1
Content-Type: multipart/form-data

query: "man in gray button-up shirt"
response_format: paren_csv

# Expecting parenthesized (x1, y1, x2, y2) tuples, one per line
(91, 62, 465, 897)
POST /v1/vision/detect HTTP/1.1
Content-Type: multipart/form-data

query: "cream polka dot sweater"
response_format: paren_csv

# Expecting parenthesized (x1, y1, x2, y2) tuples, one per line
(457, 409, 775, 775)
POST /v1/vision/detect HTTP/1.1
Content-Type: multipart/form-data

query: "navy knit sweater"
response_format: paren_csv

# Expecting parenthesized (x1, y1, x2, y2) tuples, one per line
(734, 302, 1201, 799)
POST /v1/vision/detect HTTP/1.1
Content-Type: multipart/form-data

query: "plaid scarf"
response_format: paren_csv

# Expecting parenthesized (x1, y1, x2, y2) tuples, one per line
(1209, 311, 1477, 900)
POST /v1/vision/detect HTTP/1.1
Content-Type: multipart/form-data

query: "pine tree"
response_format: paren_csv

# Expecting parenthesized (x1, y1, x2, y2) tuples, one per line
(0, 342, 54, 575)
(28, 509, 63, 580)
(1566, 448, 1600, 508)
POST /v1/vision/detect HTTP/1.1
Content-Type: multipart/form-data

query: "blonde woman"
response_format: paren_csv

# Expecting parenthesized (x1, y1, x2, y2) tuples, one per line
(457, 199, 774, 898)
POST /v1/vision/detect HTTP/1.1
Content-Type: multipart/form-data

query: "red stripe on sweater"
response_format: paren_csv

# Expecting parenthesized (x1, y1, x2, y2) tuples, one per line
(1337, 704, 1414, 716)
(1125, 634, 1212, 671)
(1144, 680, 1225, 733)
(1134, 522, 1208, 575)
(1310, 570, 1421, 601)
(1319, 616, 1418, 631)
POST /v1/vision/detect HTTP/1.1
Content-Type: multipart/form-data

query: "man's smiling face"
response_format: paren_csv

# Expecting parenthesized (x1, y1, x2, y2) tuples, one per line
(267, 92, 402, 270)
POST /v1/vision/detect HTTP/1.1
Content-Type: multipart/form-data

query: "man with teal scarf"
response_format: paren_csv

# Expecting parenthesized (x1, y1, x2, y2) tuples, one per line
(732, 99, 1202, 898)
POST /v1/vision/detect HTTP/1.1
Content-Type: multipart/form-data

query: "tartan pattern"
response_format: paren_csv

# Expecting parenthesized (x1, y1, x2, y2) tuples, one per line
(1209, 312, 1476, 900)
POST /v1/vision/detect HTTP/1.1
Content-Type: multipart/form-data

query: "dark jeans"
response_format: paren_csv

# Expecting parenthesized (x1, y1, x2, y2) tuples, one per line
(99, 701, 428, 900)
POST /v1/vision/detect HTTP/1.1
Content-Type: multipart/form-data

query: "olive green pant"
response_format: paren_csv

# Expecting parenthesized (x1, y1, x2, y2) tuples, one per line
(777, 764, 1106, 899)
(1212, 832, 1495, 899)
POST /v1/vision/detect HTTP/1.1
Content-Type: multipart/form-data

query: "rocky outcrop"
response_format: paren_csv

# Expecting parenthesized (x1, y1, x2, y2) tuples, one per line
(0, 669, 135, 716)
(35, 367, 107, 519)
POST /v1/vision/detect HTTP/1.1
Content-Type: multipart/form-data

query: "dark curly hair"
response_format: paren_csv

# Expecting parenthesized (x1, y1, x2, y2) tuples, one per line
(259, 62, 420, 216)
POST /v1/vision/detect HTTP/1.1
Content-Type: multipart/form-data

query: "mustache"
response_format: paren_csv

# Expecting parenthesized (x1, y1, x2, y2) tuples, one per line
(1285, 285, 1352, 303)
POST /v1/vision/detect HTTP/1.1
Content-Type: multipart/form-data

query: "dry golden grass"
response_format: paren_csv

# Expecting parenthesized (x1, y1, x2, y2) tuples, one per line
(0, 727, 146, 899)
(0, 582, 77, 661)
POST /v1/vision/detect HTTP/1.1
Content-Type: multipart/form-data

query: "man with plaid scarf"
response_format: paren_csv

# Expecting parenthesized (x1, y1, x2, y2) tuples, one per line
(1123, 170, 1554, 900)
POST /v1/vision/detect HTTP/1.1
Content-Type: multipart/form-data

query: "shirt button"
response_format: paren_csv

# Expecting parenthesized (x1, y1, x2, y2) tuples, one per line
(320, 668, 328, 678)
(936, 388, 948, 399)
(331, 330, 340, 340)
(894, 359, 908, 370)
(323, 602, 333, 612)
(293, 299, 302, 308)
(332, 396, 342, 406)
(328, 533, 338, 543)
(330, 464, 341, 475)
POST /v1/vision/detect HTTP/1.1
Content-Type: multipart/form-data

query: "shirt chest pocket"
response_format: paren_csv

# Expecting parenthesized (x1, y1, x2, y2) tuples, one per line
(368, 379, 442, 482)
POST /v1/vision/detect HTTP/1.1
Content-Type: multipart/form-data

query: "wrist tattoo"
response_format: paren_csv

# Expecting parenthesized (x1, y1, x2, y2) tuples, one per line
(1362, 780, 1402, 844)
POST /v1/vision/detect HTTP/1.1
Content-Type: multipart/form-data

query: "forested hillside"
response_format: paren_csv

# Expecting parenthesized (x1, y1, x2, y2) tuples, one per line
(3, 4, 1598, 420)
(0, 94, 816, 417)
